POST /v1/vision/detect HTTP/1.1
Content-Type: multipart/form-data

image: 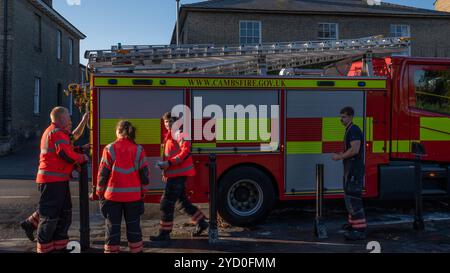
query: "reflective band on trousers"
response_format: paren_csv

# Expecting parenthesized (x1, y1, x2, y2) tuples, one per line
(106, 187, 142, 193)
(165, 164, 194, 175)
(38, 170, 70, 178)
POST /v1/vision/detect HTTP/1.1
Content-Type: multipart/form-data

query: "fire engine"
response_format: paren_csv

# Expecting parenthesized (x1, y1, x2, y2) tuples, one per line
(68, 36, 450, 226)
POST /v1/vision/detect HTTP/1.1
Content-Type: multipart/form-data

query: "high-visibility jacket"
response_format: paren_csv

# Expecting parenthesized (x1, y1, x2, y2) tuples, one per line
(162, 130, 196, 180)
(36, 123, 86, 184)
(96, 137, 150, 202)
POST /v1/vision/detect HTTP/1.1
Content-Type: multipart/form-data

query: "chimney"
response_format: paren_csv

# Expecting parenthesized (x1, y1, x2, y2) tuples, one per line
(42, 0, 53, 7)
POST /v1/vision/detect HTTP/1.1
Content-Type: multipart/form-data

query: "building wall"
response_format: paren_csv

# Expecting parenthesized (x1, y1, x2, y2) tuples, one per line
(435, 0, 450, 12)
(0, 0, 14, 141)
(9, 0, 81, 140)
(183, 11, 450, 57)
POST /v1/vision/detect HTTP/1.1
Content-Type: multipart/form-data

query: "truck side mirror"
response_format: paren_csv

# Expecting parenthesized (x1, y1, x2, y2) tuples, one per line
(412, 142, 426, 156)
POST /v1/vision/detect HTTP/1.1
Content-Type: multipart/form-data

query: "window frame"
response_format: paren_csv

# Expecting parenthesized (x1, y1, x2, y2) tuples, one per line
(318, 23, 339, 40)
(410, 65, 450, 117)
(390, 24, 411, 56)
(57, 30, 62, 60)
(34, 77, 41, 116)
(239, 20, 262, 45)
(34, 13, 42, 52)
(68, 38, 74, 65)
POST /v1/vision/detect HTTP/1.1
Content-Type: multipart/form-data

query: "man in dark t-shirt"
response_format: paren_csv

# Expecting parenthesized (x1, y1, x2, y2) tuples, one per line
(332, 106, 367, 240)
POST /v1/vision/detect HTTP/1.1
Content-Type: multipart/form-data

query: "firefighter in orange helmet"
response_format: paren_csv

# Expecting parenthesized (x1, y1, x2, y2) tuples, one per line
(96, 121, 150, 253)
(150, 112, 209, 241)
(35, 107, 89, 253)
(20, 111, 90, 242)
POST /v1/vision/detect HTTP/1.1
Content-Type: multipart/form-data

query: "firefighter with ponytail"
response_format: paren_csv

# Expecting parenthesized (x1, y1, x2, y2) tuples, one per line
(96, 120, 151, 253)
(150, 112, 209, 241)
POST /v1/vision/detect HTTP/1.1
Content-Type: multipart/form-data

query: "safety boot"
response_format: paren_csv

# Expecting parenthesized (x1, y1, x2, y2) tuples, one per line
(344, 229, 367, 241)
(192, 219, 209, 237)
(20, 220, 35, 242)
(150, 230, 171, 241)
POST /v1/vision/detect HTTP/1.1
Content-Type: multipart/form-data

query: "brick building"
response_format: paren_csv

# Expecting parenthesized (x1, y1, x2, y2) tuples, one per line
(172, 0, 450, 58)
(0, 0, 85, 154)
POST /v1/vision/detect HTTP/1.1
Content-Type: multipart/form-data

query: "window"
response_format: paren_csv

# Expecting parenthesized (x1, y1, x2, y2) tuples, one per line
(414, 68, 450, 115)
(390, 24, 411, 56)
(68, 38, 73, 65)
(318, 23, 338, 40)
(68, 94, 73, 116)
(239, 21, 261, 45)
(35, 14, 42, 52)
(57, 30, 62, 60)
(34, 78, 41, 115)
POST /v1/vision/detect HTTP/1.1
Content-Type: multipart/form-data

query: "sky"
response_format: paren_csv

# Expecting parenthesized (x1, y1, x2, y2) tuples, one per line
(53, 0, 436, 64)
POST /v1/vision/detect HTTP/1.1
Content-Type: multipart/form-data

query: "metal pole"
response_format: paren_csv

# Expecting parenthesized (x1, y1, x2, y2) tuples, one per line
(208, 154, 219, 243)
(79, 162, 90, 250)
(413, 155, 424, 230)
(176, 0, 180, 46)
(314, 164, 328, 239)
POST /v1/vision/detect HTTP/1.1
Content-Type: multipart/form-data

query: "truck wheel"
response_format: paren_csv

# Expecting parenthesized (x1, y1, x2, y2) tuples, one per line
(218, 166, 276, 227)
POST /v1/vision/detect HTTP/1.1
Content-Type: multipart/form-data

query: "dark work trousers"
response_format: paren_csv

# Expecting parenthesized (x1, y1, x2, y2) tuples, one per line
(160, 176, 205, 232)
(343, 160, 367, 231)
(100, 200, 144, 253)
(37, 181, 72, 253)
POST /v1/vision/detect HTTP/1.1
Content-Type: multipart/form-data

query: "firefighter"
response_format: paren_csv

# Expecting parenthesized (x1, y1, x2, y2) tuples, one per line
(20, 112, 90, 242)
(35, 107, 89, 253)
(332, 106, 367, 241)
(96, 120, 150, 253)
(150, 112, 209, 241)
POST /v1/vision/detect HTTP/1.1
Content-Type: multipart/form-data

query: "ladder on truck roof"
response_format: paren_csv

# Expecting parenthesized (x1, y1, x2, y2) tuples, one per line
(85, 36, 410, 75)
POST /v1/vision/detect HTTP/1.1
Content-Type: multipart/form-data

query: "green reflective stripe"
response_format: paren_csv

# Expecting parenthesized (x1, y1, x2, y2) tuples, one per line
(215, 118, 272, 143)
(165, 165, 194, 175)
(112, 166, 137, 175)
(287, 141, 322, 154)
(391, 140, 413, 153)
(366, 117, 373, 142)
(322, 117, 364, 141)
(420, 117, 450, 141)
(37, 170, 69, 178)
(372, 141, 386, 153)
(106, 187, 142, 193)
(135, 145, 143, 169)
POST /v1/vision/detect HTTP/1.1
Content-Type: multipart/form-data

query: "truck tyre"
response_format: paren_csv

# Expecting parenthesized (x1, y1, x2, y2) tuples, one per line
(218, 166, 276, 227)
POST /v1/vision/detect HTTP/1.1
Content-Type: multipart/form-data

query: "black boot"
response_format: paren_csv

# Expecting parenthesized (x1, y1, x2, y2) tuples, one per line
(150, 231, 171, 241)
(344, 229, 367, 241)
(192, 219, 209, 237)
(20, 221, 35, 242)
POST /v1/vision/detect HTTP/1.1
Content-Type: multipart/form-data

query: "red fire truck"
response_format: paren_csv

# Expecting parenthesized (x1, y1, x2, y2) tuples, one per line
(73, 37, 450, 226)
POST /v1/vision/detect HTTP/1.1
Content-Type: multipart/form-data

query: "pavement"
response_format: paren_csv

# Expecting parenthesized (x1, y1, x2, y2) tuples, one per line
(1, 145, 450, 253)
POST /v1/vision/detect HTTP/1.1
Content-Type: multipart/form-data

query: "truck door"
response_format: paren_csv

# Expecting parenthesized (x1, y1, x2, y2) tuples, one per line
(285, 90, 366, 195)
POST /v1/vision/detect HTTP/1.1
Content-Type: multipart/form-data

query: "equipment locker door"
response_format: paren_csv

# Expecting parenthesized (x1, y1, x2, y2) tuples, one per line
(285, 90, 366, 195)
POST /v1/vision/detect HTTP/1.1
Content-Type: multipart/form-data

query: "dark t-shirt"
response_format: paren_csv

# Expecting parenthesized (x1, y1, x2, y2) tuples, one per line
(344, 123, 364, 165)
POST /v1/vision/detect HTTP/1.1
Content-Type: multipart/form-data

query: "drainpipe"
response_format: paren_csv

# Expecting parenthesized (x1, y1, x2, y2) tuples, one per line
(176, 0, 180, 46)
(2, 0, 11, 137)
